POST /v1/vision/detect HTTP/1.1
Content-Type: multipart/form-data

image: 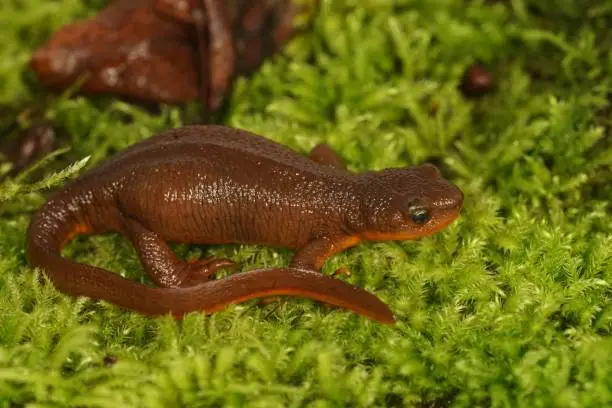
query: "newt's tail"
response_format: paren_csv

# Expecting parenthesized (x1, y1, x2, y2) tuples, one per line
(26, 203, 395, 324)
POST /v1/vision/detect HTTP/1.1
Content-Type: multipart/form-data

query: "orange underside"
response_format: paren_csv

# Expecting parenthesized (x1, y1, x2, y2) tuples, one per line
(359, 214, 458, 241)
(63, 224, 92, 247)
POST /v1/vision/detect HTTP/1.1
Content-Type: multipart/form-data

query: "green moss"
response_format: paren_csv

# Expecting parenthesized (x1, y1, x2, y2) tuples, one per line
(1, 0, 611, 406)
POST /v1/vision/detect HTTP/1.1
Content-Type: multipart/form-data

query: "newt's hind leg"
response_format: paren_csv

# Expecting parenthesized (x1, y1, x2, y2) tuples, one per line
(120, 215, 235, 288)
(308, 143, 347, 170)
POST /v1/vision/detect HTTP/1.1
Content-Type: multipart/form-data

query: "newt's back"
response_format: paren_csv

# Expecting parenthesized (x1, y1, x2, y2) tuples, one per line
(78, 125, 348, 184)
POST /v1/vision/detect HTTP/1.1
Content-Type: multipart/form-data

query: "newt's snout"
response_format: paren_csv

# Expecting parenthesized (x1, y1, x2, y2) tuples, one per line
(435, 182, 464, 211)
(417, 163, 463, 212)
(424, 174, 464, 236)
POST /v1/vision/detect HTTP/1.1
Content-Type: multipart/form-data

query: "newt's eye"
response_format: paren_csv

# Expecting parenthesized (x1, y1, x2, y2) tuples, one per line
(409, 207, 430, 224)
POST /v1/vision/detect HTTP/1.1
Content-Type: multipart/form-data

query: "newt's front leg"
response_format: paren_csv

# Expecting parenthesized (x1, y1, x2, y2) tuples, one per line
(297, 145, 356, 275)
(289, 236, 360, 272)
(120, 215, 235, 288)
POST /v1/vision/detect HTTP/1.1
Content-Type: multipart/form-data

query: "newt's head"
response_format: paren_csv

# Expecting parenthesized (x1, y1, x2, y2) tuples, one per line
(356, 164, 463, 241)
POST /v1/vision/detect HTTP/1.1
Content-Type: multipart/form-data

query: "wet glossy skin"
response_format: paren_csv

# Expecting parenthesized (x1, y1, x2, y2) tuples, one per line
(29, 0, 308, 112)
(26, 125, 464, 323)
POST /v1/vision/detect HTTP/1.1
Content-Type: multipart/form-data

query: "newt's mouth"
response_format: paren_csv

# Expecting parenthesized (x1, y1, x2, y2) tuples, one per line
(425, 208, 463, 235)
(359, 214, 460, 242)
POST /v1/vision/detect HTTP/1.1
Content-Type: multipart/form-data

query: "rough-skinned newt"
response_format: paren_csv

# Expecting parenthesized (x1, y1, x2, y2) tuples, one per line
(26, 125, 464, 324)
